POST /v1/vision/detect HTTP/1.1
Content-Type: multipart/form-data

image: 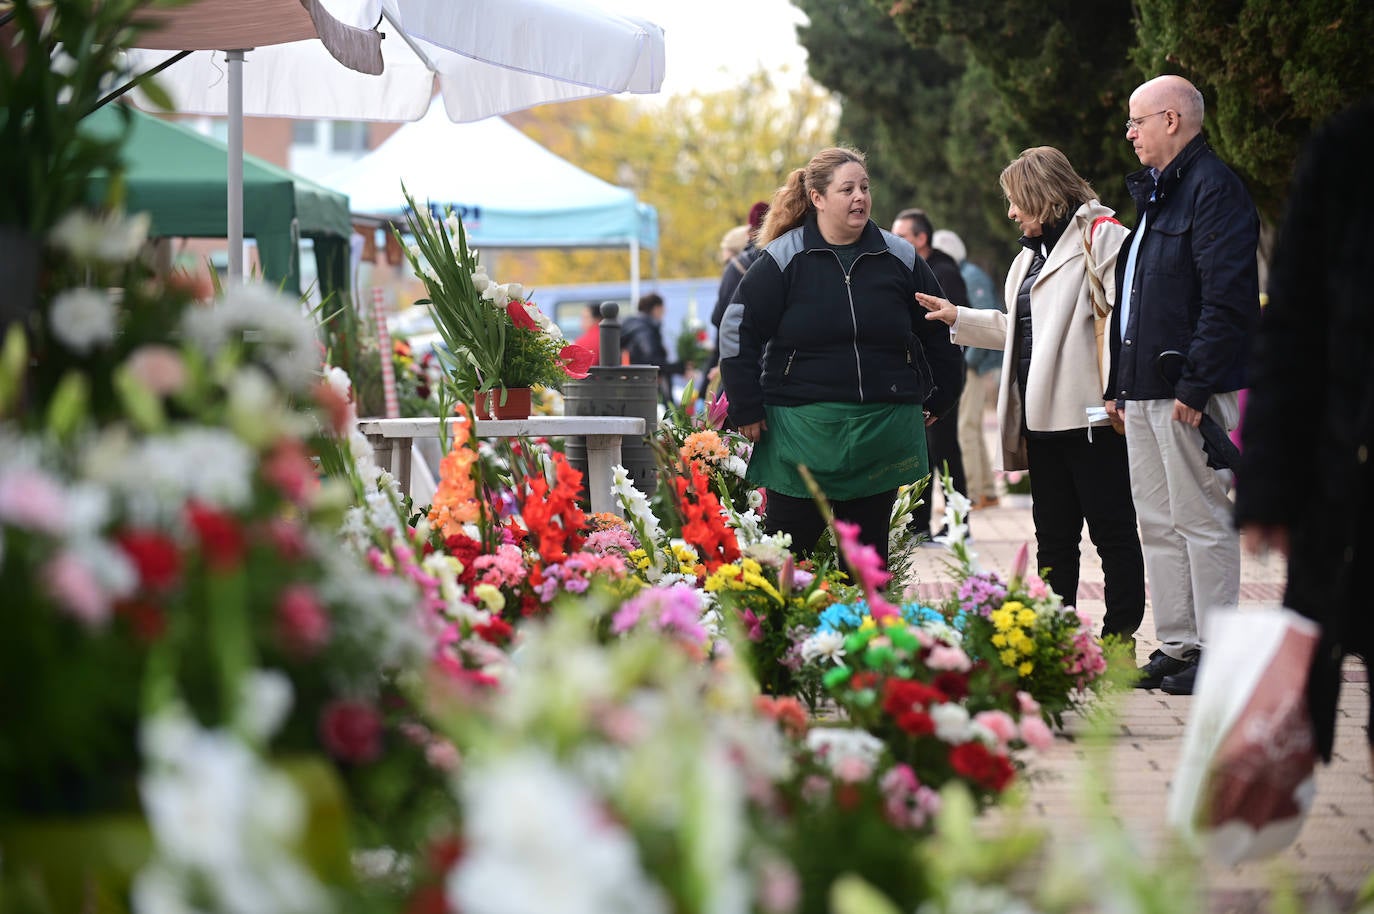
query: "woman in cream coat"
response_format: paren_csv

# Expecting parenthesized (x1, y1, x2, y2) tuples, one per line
(920, 146, 1145, 643)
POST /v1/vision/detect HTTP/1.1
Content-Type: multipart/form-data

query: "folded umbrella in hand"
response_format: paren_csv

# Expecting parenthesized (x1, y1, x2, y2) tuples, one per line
(1156, 350, 1242, 470)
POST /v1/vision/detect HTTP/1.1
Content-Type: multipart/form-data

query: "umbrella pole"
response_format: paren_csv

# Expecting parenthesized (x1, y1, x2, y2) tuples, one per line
(629, 237, 640, 308)
(227, 49, 246, 284)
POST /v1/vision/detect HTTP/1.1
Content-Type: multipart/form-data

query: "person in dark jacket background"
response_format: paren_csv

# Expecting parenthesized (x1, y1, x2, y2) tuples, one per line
(719, 147, 963, 567)
(621, 293, 685, 405)
(893, 208, 970, 542)
(703, 201, 769, 395)
(1106, 75, 1261, 696)
(933, 228, 1003, 511)
(1235, 99, 1374, 777)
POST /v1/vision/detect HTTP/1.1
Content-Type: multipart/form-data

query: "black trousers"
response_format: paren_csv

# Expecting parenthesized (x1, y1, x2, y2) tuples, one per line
(763, 488, 898, 570)
(910, 402, 967, 534)
(1026, 430, 1145, 638)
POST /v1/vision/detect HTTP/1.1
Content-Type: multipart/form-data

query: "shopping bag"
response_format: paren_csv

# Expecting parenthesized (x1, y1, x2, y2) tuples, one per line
(1166, 606, 1320, 866)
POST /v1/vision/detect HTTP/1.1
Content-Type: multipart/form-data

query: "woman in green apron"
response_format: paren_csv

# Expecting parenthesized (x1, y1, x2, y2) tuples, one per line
(718, 146, 964, 567)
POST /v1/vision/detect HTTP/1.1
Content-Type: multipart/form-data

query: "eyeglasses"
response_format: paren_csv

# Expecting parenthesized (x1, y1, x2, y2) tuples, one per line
(1125, 110, 1170, 133)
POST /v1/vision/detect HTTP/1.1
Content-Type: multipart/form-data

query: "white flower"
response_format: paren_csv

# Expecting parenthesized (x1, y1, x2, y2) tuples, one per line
(471, 270, 491, 292)
(85, 427, 255, 524)
(136, 708, 327, 914)
(49, 209, 150, 263)
(50, 288, 118, 353)
(180, 285, 319, 391)
(805, 728, 884, 776)
(449, 751, 669, 914)
(746, 488, 764, 509)
(800, 630, 847, 665)
(931, 702, 973, 744)
(237, 671, 293, 743)
(743, 539, 790, 569)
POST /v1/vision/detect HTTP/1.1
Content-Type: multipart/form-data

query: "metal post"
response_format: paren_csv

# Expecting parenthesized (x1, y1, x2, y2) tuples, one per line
(597, 301, 621, 367)
(227, 49, 246, 284)
(629, 237, 640, 309)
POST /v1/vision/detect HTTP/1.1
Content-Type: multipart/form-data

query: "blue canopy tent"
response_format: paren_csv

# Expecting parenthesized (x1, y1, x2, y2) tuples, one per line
(322, 98, 657, 301)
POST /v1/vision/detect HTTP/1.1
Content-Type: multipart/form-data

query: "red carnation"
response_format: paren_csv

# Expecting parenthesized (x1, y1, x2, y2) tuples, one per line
(276, 583, 331, 657)
(444, 532, 483, 589)
(185, 501, 247, 571)
(895, 709, 936, 736)
(932, 671, 970, 701)
(473, 616, 513, 646)
(882, 678, 946, 716)
(115, 599, 168, 643)
(949, 741, 1016, 792)
(319, 699, 383, 763)
(116, 529, 181, 592)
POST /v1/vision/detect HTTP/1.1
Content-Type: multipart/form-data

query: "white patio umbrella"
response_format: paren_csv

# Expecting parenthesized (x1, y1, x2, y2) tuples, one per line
(122, 0, 665, 282)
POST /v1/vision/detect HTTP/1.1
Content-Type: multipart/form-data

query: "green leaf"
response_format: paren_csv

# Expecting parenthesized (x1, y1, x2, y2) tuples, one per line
(112, 365, 165, 432)
(0, 324, 29, 416)
(829, 874, 903, 914)
(822, 666, 853, 689)
(45, 370, 89, 439)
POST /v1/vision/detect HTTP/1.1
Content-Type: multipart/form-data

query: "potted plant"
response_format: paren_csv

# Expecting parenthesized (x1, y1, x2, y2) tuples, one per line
(396, 186, 592, 419)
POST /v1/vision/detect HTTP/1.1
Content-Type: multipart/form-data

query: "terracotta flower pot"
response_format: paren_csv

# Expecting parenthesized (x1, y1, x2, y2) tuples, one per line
(489, 386, 532, 420)
(472, 390, 492, 419)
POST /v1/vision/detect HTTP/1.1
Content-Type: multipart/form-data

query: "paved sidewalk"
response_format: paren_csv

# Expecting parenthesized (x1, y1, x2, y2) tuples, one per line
(905, 449, 1372, 912)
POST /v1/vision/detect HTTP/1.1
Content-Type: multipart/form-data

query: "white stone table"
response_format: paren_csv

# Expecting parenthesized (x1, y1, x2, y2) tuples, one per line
(357, 416, 646, 516)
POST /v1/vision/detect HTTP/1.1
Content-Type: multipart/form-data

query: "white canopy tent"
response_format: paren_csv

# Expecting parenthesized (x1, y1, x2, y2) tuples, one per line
(322, 97, 657, 301)
(123, 0, 666, 282)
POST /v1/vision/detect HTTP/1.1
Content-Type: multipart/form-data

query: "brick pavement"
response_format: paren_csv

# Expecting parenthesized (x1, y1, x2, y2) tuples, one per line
(903, 445, 1373, 913)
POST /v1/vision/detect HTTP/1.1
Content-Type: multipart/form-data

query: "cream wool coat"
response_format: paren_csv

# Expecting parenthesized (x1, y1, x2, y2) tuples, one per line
(951, 200, 1128, 471)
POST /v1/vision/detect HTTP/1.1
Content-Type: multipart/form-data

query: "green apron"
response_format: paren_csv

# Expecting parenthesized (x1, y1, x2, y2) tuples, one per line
(746, 401, 928, 500)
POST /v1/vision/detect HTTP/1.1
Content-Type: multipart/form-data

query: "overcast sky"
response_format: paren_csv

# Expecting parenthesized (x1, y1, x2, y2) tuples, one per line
(626, 0, 810, 96)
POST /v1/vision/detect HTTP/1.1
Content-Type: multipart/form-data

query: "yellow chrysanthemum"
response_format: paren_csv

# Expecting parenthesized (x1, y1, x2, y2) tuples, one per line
(742, 570, 782, 602)
(1018, 661, 1034, 676)
(999, 649, 1019, 666)
(991, 633, 1008, 648)
(704, 564, 743, 592)
(1016, 608, 1037, 627)
(672, 543, 700, 564)
(859, 616, 877, 632)
(990, 608, 1014, 632)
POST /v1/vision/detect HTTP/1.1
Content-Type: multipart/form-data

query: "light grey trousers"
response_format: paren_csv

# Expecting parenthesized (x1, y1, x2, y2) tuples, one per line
(1125, 393, 1241, 660)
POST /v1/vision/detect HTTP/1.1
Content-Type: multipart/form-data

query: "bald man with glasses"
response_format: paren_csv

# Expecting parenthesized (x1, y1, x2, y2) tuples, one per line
(1104, 75, 1260, 696)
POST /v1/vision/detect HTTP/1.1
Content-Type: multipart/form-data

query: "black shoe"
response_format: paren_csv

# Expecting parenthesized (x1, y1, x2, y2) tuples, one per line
(1134, 649, 1191, 690)
(1161, 659, 1200, 696)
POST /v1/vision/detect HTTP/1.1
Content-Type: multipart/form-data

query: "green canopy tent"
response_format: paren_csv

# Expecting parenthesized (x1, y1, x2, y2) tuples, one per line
(82, 105, 352, 297)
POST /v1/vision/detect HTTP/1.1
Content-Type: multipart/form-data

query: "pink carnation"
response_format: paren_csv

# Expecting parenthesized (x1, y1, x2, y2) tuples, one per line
(973, 710, 1018, 746)
(44, 550, 113, 627)
(319, 699, 383, 763)
(926, 644, 971, 672)
(123, 345, 188, 396)
(0, 468, 66, 534)
(1019, 714, 1055, 751)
